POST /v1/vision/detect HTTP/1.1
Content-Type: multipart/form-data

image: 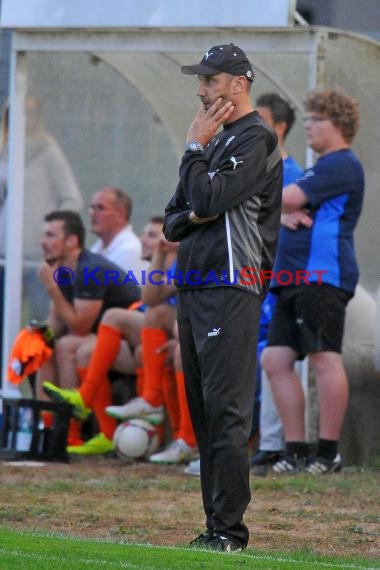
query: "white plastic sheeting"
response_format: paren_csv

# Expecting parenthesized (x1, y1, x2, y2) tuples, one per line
(0, 0, 295, 29)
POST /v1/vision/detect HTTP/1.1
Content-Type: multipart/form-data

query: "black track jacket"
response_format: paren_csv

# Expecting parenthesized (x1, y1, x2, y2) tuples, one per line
(164, 111, 283, 298)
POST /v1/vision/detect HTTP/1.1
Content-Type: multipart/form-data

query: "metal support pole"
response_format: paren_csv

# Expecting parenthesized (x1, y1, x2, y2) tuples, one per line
(1, 44, 27, 397)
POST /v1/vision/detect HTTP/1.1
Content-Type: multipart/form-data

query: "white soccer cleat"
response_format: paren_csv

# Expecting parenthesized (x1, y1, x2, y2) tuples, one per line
(149, 438, 199, 464)
(105, 397, 164, 425)
(184, 458, 201, 476)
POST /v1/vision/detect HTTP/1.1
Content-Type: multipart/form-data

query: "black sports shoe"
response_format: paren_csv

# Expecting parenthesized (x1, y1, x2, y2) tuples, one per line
(272, 454, 307, 475)
(305, 454, 342, 474)
(189, 529, 214, 547)
(251, 449, 283, 476)
(205, 534, 244, 552)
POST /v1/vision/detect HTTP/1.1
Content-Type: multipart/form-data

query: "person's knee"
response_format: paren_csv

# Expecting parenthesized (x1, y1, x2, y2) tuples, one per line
(144, 304, 176, 330)
(54, 335, 80, 357)
(54, 335, 80, 367)
(309, 351, 343, 376)
(261, 347, 280, 377)
(261, 346, 295, 378)
(76, 340, 95, 368)
(102, 307, 125, 328)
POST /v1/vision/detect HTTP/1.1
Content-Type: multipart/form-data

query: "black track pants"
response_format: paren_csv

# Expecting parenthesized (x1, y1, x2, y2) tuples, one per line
(177, 287, 261, 547)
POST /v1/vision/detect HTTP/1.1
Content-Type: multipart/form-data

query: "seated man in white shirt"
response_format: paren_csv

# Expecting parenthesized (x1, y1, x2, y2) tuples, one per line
(89, 186, 148, 276)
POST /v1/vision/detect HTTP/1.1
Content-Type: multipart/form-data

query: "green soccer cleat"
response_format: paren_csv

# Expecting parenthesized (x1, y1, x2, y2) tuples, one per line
(67, 433, 114, 456)
(43, 381, 91, 422)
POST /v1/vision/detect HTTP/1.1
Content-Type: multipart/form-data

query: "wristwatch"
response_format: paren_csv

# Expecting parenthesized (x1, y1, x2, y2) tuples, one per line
(185, 141, 204, 153)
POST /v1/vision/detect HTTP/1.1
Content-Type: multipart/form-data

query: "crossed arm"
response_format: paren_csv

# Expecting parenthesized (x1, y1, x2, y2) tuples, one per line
(281, 183, 313, 230)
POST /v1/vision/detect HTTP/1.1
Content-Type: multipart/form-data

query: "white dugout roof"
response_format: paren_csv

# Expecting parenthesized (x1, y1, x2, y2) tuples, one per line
(1, 0, 380, 383)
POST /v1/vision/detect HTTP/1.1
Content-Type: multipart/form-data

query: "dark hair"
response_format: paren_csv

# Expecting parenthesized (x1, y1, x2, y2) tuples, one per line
(304, 88, 360, 143)
(44, 210, 85, 248)
(256, 92, 296, 137)
(149, 215, 164, 225)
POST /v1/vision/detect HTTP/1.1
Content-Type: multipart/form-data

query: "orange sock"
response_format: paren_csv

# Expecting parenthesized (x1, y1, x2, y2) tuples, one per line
(76, 364, 116, 440)
(92, 380, 117, 441)
(136, 367, 145, 396)
(67, 418, 83, 447)
(79, 323, 123, 406)
(176, 370, 197, 447)
(162, 366, 180, 439)
(140, 328, 167, 407)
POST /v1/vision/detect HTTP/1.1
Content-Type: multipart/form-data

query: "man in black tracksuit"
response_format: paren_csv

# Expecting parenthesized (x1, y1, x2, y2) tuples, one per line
(164, 44, 283, 551)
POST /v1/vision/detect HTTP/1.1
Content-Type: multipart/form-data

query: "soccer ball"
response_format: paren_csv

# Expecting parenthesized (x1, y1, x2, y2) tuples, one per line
(113, 418, 160, 460)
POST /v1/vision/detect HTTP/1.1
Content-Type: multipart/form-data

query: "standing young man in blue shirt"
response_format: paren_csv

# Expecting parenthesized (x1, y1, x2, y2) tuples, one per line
(262, 89, 364, 475)
(251, 93, 304, 475)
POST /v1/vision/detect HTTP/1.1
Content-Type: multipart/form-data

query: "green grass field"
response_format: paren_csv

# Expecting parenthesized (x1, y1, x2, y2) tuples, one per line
(1, 458, 379, 568)
(0, 528, 378, 570)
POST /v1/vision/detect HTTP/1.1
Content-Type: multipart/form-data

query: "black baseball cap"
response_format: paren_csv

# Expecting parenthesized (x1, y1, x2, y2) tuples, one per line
(181, 44, 255, 82)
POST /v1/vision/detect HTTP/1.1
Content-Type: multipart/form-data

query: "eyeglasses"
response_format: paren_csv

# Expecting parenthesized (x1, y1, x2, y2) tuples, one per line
(89, 204, 108, 212)
(303, 115, 329, 123)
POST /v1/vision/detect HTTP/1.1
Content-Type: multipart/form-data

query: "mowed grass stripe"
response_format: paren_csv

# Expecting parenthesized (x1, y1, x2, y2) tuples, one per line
(0, 549, 147, 569)
(0, 529, 378, 570)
